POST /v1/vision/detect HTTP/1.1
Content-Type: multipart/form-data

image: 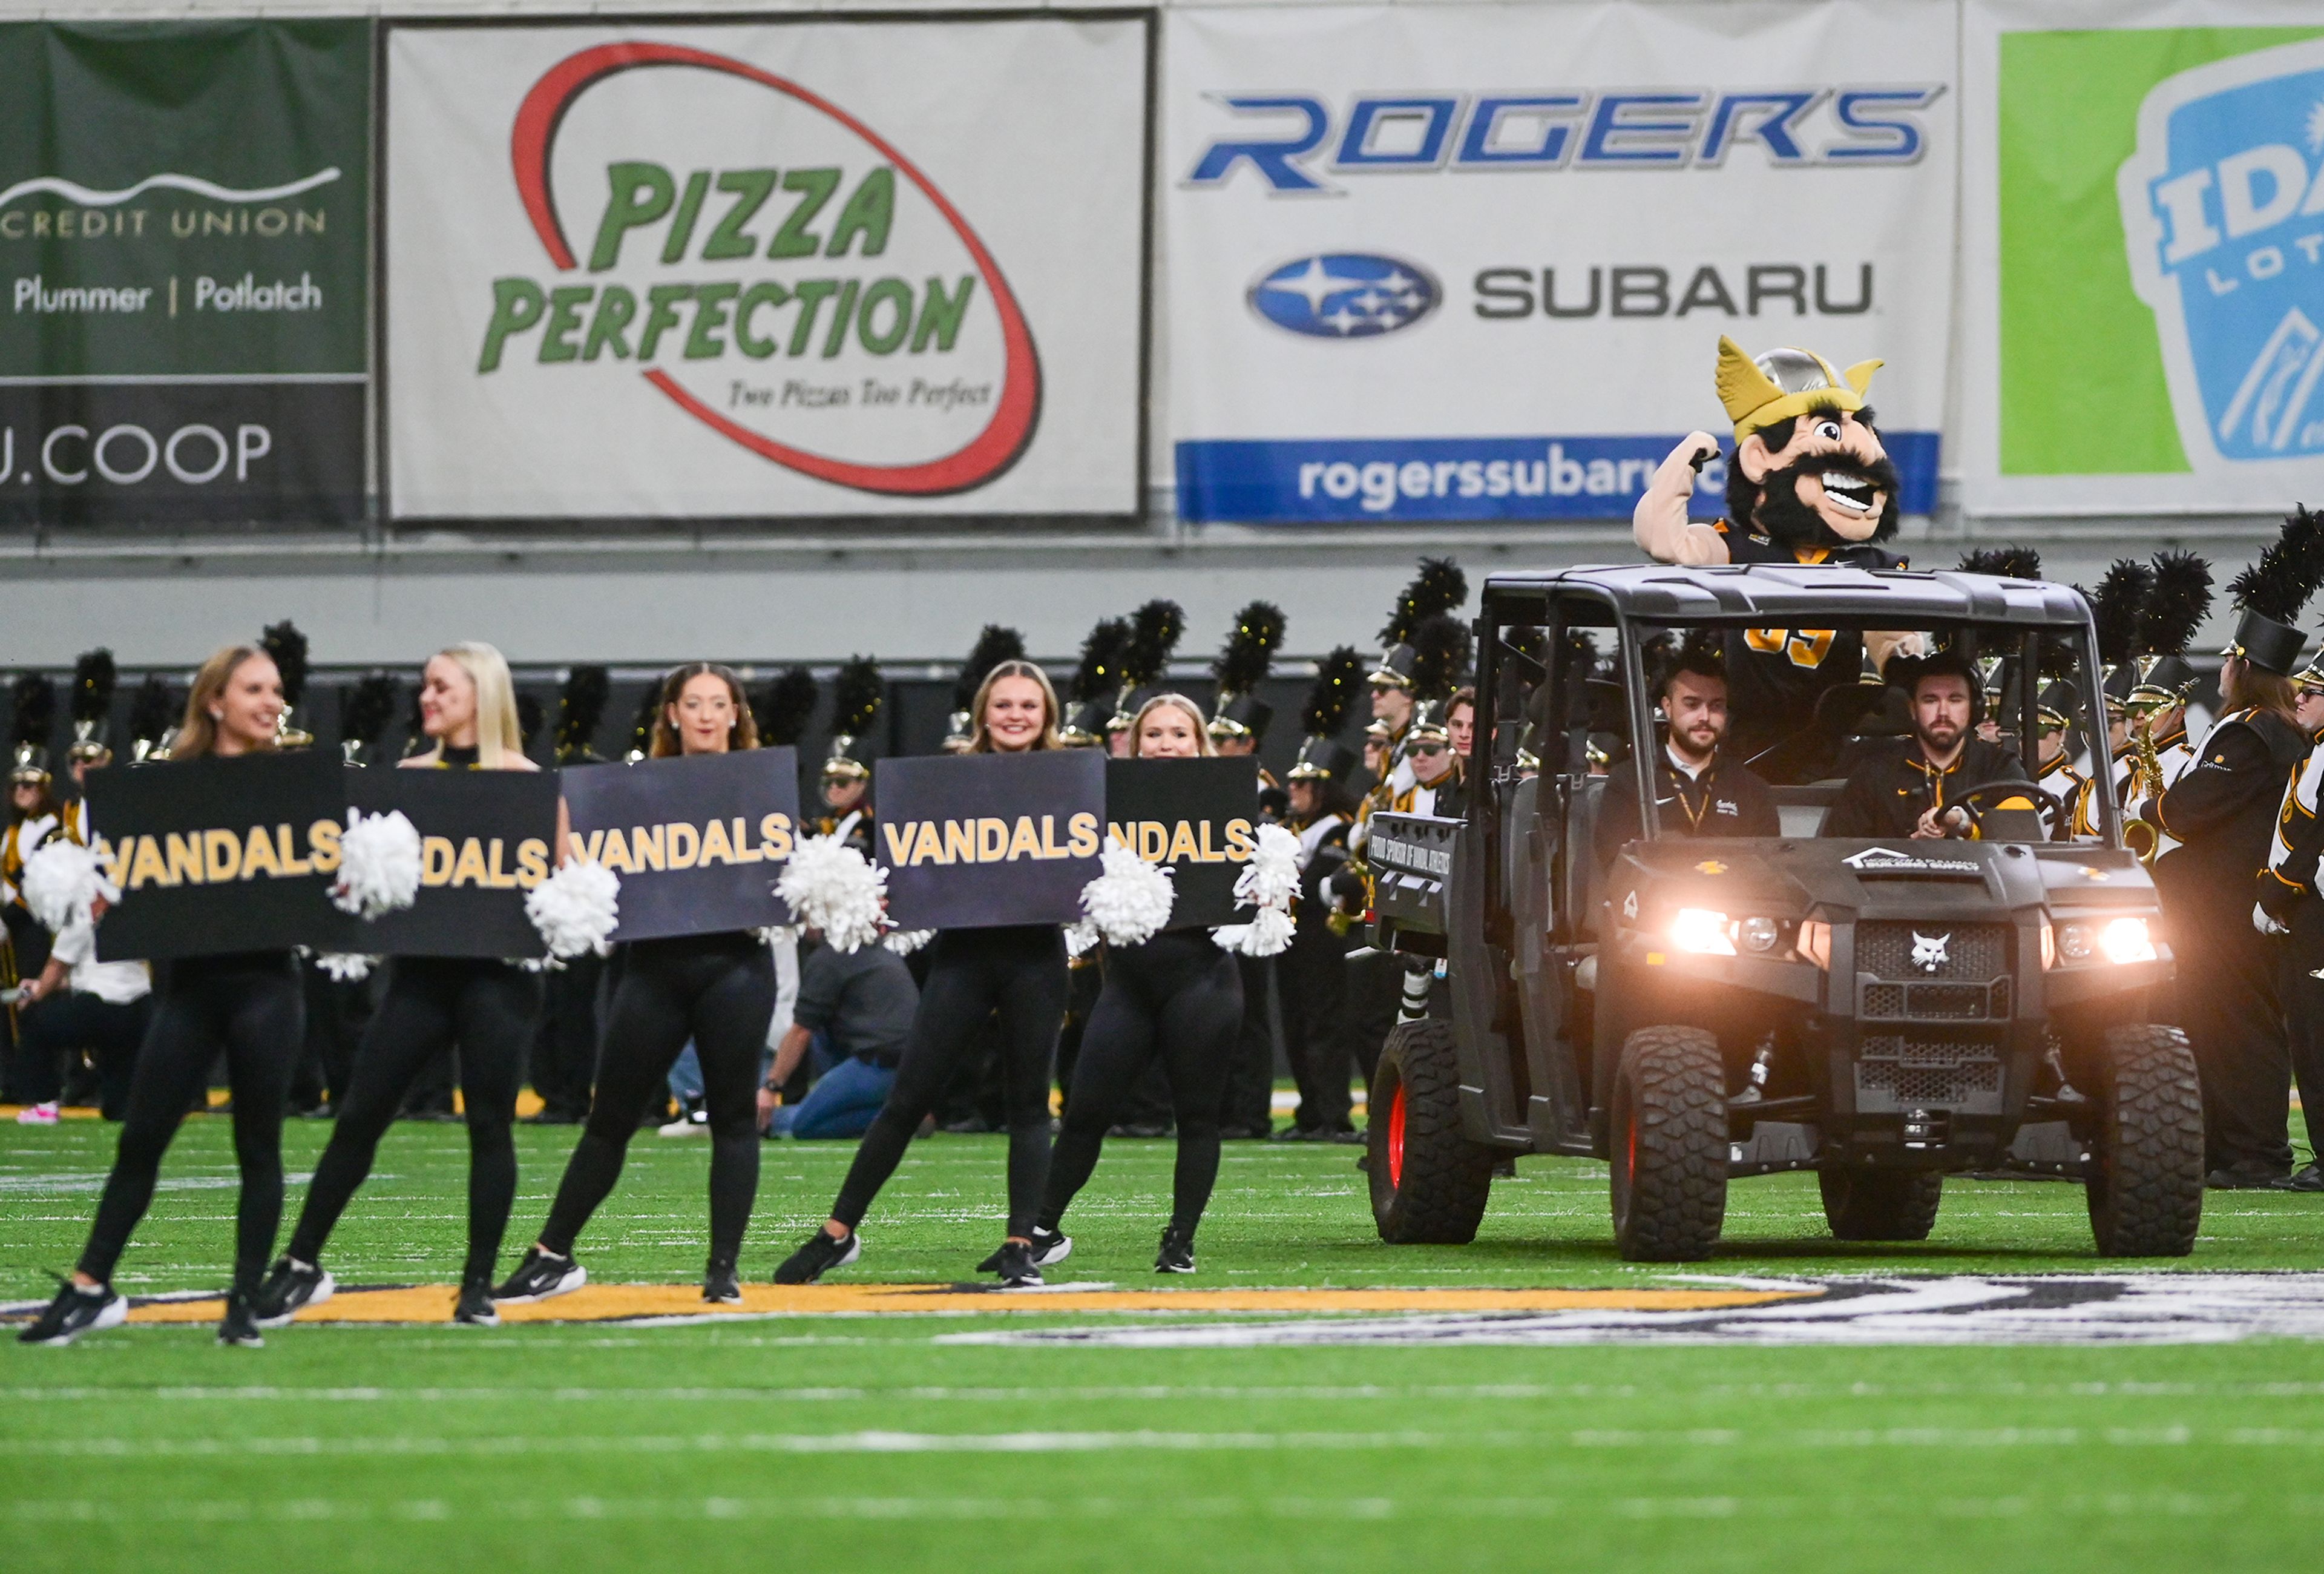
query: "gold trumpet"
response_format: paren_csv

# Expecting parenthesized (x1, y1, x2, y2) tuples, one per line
(2122, 713, 2167, 864)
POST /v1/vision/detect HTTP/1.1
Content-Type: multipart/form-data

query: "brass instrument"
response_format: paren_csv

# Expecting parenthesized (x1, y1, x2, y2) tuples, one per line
(2122, 713, 2167, 864)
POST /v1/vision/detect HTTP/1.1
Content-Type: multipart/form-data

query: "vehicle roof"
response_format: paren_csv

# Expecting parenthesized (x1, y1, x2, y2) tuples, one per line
(1485, 562, 2091, 628)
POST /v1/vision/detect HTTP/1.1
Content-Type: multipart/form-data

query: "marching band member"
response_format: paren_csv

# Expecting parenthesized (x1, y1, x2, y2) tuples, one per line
(816, 657, 884, 857)
(1060, 617, 1129, 749)
(1275, 650, 1364, 1141)
(20, 644, 307, 1346)
(2116, 553, 2214, 852)
(499, 664, 778, 1308)
(778, 659, 1072, 1289)
(255, 644, 545, 1329)
(57, 648, 116, 846)
(2260, 650, 2324, 1192)
(4, 675, 62, 993)
(1204, 603, 1288, 1139)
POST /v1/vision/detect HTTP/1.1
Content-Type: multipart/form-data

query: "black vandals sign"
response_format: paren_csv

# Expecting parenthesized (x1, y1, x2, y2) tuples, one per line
(0, 20, 369, 526)
(876, 750, 1105, 930)
(332, 768, 563, 958)
(86, 751, 345, 960)
(1105, 756, 1261, 929)
(561, 748, 801, 943)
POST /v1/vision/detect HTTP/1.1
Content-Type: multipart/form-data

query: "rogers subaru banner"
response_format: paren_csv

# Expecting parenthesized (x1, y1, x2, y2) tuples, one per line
(1166, 1, 1955, 524)
(1959, 0, 2324, 517)
(0, 20, 370, 527)
(384, 17, 1149, 522)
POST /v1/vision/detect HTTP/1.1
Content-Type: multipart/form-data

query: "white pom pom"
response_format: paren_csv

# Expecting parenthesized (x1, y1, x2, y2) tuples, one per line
(1064, 920, 1101, 958)
(1232, 823, 1301, 910)
(775, 834, 887, 953)
(22, 838, 118, 933)
(882, 927, 935, 955)
(1077, 843, 1176, 947)
(332, 809, 423, 920)
(314, 952, 376, 983)
(527, 859, 622, 958)
(1215, 905, 1295, 958)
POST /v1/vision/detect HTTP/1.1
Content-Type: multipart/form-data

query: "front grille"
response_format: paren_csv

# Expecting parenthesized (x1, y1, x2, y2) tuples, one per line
(1856, 921, 2012, 983)
(1855, 1033, 2006, 1114)
(1862, 979, 2011, 1021)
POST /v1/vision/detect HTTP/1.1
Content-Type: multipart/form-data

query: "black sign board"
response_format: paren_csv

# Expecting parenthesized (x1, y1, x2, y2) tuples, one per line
(560, 748, 801, 942)
(1105, 757, 1262, 929)
(87, 751, 345, 960)
(876, 750, 1106, 930)
(332, 767, 563, 958)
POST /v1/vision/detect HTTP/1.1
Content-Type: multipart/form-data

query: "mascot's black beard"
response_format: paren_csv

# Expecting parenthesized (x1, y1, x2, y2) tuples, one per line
(1731, 450, 1903, 550)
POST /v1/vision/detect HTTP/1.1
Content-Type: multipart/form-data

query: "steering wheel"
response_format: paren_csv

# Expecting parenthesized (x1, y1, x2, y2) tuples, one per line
(1944, 779, 2067, 841)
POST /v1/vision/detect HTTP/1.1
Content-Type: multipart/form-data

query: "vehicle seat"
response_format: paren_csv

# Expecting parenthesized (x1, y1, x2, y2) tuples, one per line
(1566, 775, 1607, 938)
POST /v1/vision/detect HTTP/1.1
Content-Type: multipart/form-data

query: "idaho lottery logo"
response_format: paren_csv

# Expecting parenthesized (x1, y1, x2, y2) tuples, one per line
(2118, 37, 2324, 467)
(480, 41, 1040, 496)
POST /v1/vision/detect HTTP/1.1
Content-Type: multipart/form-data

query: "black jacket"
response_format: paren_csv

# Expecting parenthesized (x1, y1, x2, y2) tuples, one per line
(1594, 748, 1780, 874)
(1822, 736, 2024, 840)
(2145, 708, 2309, 929)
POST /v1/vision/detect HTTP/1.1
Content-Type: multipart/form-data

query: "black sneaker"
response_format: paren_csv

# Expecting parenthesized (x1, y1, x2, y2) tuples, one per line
(703, 1263, 743, 1304)
(2274, 1164, 2324, 1193)
(16, 1277, 125, 1346)
(453, 1282, 499, 1327)
(2207, 1162, 2291, 1191)
(493, 1247, 587, 1304)
(217, 1289, 264, 1348)
(979, 1227, 1071, 1273)
(773, 1229, 860, 1285)
(1155, 1225, 1196, 1275)
(252, 1257, 335, 1329)
(994, 1240, 1042, 1288)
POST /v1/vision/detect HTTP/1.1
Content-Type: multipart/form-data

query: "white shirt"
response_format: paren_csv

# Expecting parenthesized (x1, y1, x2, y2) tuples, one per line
(48, 918, 150, 1006)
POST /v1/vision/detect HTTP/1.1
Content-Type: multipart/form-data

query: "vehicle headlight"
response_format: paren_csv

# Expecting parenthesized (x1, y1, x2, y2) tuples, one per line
(2059, 923, 2093, 963)
(1669, 907, 1735, 955)
(2100, 916, 2158, 964)
(1739, 917, 1779, 954)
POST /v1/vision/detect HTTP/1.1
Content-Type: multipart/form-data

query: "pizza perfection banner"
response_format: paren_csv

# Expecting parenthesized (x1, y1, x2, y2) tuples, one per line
(875, 749, 1105, 930)
(1166, 0, 1956, 524)
(384, 17, 1149, 522)
(86, 751, 347, 961)
(1105, 756, 1262, 929)
(561, 748, 803, 943)
(1960, 0, 2324, 516)
(335, 768, 563, 960)
(0, 19, 370, 527)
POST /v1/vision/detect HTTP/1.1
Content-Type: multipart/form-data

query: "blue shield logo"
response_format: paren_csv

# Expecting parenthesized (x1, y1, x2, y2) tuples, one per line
(2119, 39, 2324, 463)
(1247, 253, 1439, 340)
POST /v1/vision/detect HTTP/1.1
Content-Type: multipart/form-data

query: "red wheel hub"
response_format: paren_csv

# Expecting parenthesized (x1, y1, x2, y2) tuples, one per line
(1387, 1082, 1408, 1188)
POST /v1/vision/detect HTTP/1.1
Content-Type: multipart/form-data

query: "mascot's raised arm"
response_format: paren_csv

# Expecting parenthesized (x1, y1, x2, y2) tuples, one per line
(1635, 337, 1922, 765)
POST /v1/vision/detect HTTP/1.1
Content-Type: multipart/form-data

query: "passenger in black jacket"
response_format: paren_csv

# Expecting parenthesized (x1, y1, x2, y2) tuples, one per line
(1822, 654, 2026, 840)
(1595, 645, 1779, 876)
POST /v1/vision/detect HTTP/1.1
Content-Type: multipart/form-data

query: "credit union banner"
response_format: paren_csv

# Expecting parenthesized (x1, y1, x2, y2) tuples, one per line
(0, 19, 369, 527)
(1165, 1, 1955, 524)
(383, 16, 1149, 522)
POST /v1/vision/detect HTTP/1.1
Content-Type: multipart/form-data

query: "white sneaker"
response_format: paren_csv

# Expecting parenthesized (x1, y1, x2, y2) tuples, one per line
(15, 1102, 59, 1126)
(657, 1111, 709, 1138)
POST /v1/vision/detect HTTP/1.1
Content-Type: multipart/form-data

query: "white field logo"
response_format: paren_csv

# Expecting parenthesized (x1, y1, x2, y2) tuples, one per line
(480, 42, 1039, 496)
(2118, 36, 2324, 469)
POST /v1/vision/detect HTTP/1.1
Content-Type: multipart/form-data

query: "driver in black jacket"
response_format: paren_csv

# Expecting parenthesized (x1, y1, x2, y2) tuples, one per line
(1823, 651, 2027, 839)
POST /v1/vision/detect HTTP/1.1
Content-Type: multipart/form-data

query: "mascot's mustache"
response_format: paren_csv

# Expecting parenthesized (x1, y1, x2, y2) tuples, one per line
(1754, 448, 1904, 544)
(1775, 449, 1902, 505)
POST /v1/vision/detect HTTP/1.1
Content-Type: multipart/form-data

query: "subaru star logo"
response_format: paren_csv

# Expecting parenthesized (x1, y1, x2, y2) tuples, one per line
(1247, 253, 1439, 339)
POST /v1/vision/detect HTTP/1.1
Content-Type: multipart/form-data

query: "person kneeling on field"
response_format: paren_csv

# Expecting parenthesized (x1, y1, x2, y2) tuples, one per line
(760, 928, 917, 1141)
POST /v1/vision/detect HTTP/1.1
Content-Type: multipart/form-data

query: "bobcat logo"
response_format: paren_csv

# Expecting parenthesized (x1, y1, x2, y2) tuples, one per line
(1911, 932, 1951, 973)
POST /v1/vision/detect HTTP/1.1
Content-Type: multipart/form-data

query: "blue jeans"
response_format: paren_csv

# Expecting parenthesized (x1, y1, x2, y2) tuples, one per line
(773, 1055, 896, 1140)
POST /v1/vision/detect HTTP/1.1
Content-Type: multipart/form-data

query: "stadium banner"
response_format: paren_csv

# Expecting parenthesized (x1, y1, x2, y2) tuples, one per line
(382, 16, 1150, 524)
(561, 748, 803, 943)
(334, 768, 562, 959)
(1164, 0, 1955, 525)
(1105, 756, 1261, 929)
(0, 19, 370, 528)
(875, 749, 1105, 930)
(1960, 0, 2324, 517)
(86, 752, 347, 961)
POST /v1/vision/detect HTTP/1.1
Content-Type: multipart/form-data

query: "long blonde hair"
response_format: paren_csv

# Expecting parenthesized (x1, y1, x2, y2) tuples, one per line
(1129, 693, 1215, 758)
(433, 642, 527, 768)
(172, 645, 277, 760)
(969, 659, 1062, 753)
(650, 663, 758, 757)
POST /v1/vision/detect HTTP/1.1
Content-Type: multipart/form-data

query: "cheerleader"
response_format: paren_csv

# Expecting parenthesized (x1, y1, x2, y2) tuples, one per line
(496, 665, 778, 1306)
(1031, 694, 1246, 1273)
(252, 644, 544, 1330)
(776, 659, 1071, 1288)
(19, 645, 307, 1346)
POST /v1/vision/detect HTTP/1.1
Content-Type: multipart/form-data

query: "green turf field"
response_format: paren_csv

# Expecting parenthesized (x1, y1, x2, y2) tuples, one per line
(6, 1116, 2324, 1572)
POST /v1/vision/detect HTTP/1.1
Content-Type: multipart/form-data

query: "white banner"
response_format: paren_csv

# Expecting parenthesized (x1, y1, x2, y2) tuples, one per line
(385, 17, 1149, 521)
(1164, 1, 1957, 525)
(1960, 0, 2324, 518)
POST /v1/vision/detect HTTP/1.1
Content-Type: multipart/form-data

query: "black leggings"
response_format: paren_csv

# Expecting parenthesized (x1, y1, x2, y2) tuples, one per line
(832, 926, 1066, 1239)
(77, 952, 304, 1293)
(539, 933, 775, 1271)
(289, 958, 541, 1286)
(1040, 932, 1243, 1237)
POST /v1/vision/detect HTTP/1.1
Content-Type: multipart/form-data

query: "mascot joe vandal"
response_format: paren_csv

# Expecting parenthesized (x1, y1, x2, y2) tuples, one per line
(1632, 335, 1921, 760)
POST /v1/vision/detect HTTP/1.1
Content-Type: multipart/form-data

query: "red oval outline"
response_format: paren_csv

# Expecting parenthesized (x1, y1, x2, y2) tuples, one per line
(510, 41, 1040, 498)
